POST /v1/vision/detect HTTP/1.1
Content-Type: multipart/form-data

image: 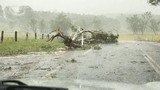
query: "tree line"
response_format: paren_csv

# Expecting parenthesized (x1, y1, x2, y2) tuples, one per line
(0, 5, 121, 36)
(126, 12, 160, 35)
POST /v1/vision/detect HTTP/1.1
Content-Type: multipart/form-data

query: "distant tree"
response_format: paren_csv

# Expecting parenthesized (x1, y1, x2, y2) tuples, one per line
(29, 19, 37, 33)
(18, 6, 35, 31)
(139, 12, 160, 35)
(78, 19, 88, 29)
(126, 12, 153, 34)
(0, 5, 3, 17)
(39, 19, 46, 33)
(19, 6, 34, 21)
(3, 7, 16, 29)
(126, 15, 141, 34)
(139, 12, 152, 34)
(50, 13, 72, 34)
(149, 19, 160, 35)
(4, 7, 14, 20)
(148, 0, 160, 35)
(50, 20, 54, 30)
(92, 16, 102, 30)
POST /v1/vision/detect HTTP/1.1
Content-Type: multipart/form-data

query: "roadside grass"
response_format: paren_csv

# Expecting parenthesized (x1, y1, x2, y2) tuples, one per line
(0, 34, 159, 56)
(0, 38, 65, 56)
(119, 33, 160, 42)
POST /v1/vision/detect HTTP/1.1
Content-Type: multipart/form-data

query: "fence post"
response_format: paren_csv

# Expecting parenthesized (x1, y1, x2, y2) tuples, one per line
(35, 33, 37, 39)
(15, 31, 17, 42)
(26, 32, 28, 40)
(42, 34, 44, 39)
(1, 31, 4, 43)
(47, 34, 49, 39)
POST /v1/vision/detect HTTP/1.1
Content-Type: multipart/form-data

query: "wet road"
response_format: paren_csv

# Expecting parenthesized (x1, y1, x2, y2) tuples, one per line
(0, 41, 160, 84)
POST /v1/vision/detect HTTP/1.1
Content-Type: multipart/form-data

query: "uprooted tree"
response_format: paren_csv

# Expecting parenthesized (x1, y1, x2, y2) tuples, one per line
(48, 29, 81, 48)
(48, 28, 119, 48)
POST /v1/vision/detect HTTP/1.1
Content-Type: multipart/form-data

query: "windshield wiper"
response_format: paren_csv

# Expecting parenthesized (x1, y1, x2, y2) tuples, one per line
(0, 80, 68, 90)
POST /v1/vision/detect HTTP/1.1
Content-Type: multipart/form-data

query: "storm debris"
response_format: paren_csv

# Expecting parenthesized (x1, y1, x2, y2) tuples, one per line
(93, 45, 102, 50)
(48, 29, 119, 48)
(140, 61, 147, 64)
(91, 31, 119, 44)
(130, 61, 137, 64)
(145, 70, 155, 72)
(20, 66, 30, 71)
(4, 67, 12, 71)
(50, 73, 57, 78)
(35, 67, 51, 71)
(88, 66, 98, 69)
(71, 58, 77, 63)
(66, 58, 77, 63)
(111, 54, 115, 57)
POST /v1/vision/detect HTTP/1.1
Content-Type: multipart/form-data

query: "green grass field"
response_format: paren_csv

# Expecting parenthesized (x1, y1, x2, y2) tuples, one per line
(0, 38, 65, 56)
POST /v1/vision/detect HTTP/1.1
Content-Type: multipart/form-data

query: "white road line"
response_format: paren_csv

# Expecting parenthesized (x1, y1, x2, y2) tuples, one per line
(141, 49, 160, 76)
(83, 48, 93, 55)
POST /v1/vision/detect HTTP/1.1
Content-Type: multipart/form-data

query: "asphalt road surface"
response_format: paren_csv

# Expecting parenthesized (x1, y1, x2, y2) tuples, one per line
(0, 41, 160, 84)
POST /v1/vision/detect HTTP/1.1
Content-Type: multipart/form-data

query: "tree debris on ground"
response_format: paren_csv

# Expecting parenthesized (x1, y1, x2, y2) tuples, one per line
(48, 28, 119, 48)
(93, 45, 102, 50)
(66, 58, 77, 63)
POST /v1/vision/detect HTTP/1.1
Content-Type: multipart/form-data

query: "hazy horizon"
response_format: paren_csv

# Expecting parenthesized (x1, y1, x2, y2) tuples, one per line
(1, 0, 160, 15)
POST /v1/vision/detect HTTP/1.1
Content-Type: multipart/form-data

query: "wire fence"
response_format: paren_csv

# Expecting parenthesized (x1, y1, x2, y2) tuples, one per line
(0, 31, 50, 43)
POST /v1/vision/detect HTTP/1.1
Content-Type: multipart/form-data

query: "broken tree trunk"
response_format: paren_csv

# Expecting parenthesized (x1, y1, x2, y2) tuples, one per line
(48, 32, 81, 48)
(48, 29, 119, 48)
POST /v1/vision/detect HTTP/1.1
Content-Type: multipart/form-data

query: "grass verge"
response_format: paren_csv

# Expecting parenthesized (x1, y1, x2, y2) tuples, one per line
(0, 38, 65, 56)
(119, 34, 160, 42)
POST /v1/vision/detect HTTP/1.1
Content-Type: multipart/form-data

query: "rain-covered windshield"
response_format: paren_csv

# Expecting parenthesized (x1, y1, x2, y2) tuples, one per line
(0, 0, 160, 88)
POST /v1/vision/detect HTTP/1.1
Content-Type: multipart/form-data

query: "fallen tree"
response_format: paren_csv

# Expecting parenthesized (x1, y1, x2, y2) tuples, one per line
(75, 30, 119, 44)
(48, 29, 81, 48)
(48, 29, 119, 48)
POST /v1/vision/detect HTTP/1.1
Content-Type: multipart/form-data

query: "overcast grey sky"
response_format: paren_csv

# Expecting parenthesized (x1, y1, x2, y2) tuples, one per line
(0, 0, 160, 15)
